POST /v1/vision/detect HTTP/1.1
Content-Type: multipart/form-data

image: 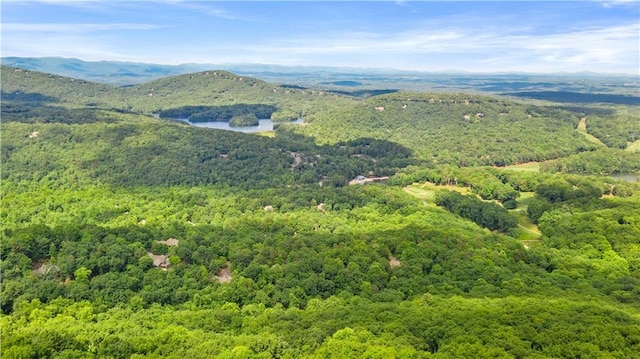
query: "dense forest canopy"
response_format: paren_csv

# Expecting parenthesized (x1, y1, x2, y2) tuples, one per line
(1, 65, 639, 358)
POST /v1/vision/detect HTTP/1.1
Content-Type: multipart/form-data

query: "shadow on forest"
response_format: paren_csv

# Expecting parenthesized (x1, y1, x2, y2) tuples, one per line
(1, 90, 59, 104)
(77, 126, 415, 189)
(326, 88, 399, 98)
(1, 102, 119, 124)
(553, 105, 616, 116)
(0, 91, 119, 125)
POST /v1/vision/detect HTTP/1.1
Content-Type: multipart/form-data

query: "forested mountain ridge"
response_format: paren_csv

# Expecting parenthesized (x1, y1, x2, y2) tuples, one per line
(6, 65, 638, 168)
(2, 66, 120, 108)
(2, 64, 640, 358)
(2, 65, 350, 119)
(295, 91, 602, 166)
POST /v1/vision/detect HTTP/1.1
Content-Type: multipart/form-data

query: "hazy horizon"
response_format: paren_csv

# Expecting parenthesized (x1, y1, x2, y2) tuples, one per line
(4, 55, 640, 78)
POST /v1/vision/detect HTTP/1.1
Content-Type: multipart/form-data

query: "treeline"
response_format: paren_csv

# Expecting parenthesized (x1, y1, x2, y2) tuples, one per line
(3, 294, 639, 358)
(326, 88, 399, 98)
(526, 176, 625, 224)
(159, 104, 277, 122)
(540, 148, 640, 175)
(390, 165, 520, 203)
(435, 190, 517, 231)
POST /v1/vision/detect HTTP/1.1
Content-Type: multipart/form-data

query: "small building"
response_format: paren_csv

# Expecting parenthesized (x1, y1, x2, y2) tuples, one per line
(159, 238, 179, 247)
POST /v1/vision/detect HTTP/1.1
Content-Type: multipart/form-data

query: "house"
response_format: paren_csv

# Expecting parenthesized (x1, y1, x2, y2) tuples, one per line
(156, 238, 179, 247)
(147, 252, 169, 270)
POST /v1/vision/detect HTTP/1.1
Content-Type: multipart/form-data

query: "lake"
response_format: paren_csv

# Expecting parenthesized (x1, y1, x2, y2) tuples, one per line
(612, 173, 640, 183)
(177, 118, 304, 133)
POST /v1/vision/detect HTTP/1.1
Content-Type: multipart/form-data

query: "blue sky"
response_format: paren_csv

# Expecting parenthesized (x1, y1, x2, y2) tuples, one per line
(2, 1, 639, 74)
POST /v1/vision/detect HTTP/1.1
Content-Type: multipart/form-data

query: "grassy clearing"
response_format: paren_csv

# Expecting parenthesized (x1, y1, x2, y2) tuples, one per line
(404, 182, 474, 204)
(420, 182, 472, 193)
(577, 117, 607, 147)
(404, 186, 436, 203)
(428, 183, 473, 195)
(510, 192, 542, 240)
(626, 139, 640, 153)
(577, 117, 588, 132)
(404, 183, 542, 242)
(512, 209, 539, 233)
(256, 131, 276, 138)
(512, 216, 542, 240)
(516, 192, 536, 205)
(581, 133, 608, 147)
(405, 184, 543, 241)
(502, 162, 541, 172)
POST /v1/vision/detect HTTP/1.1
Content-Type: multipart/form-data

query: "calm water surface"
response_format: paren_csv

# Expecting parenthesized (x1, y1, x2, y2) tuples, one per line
(612, 173, 640, 183)
(178, 118, 303, 133)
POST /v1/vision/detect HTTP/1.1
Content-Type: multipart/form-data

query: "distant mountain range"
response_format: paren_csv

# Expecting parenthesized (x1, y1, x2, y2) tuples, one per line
(1, 57, 640, 98)
(1, 56, 424, 85)
(1, 57, 216, 85)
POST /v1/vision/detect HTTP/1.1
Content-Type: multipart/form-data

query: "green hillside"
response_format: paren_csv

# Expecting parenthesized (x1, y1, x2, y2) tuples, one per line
(2, 65, 350, 120)
(2, 66, 122, 108)
(293, 92, 603, 166)
(1, 117, 412, 188)
(1, 66, 640, 358)
(5, 64, 639, 167)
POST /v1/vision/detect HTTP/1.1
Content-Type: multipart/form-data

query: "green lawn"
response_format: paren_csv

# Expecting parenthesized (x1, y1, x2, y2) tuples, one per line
(256, 131, 276, 138)
(404, 185, 436, 203)
(502, 162, 541, 172)
(404, 182, 474, 204)
(510, 192, 542, 241)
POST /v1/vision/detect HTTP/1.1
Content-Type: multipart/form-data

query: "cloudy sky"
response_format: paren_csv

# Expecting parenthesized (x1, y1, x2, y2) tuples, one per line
(2, 1, 639, 74)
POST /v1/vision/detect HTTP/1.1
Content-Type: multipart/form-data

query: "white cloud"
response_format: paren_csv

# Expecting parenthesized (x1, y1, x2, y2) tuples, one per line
(3, 33, 128, 60)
